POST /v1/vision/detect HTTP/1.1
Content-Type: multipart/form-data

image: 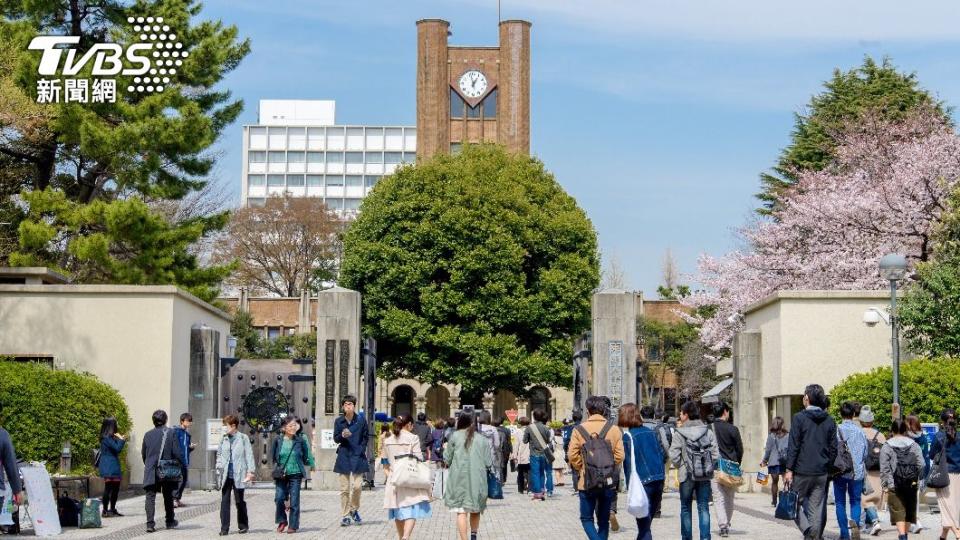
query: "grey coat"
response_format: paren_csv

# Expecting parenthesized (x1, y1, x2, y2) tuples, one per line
(216, 433, 256, 489)
(141, 427, 185, 488)
(669, 420, 720, 484)
(879, 436, 924, 490)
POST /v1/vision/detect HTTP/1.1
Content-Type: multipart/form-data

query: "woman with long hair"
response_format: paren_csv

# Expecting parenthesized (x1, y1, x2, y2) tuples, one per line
(444, 412, 492, 540)
(760, 416, 789, 506)
(620, 402, 666, 540)
(98, 417, 126, 517)
(381, 414, 432, 540)
(879, 418, 924, 540)
(271, 415, 315, 534)
(931, 408, 960, 540)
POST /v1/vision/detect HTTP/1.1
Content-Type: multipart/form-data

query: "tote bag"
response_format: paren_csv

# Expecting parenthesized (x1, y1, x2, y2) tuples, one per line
(432, 468, 449, 500)
(927, 433, 950, 489)
(392, 455, 432, 490)
(775, 489, 799, 520)
(487, 470, 504, 499)
(715, 457, 744, 488)
(625, 446, 650, 518)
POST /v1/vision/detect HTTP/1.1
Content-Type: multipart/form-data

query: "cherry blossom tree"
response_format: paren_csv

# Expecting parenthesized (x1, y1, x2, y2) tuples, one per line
(685, 109, 960, 352)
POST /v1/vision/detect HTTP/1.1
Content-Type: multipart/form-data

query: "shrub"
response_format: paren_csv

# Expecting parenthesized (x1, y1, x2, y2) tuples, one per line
(0, 361, 132, 474)
(829, 357, 960, 429)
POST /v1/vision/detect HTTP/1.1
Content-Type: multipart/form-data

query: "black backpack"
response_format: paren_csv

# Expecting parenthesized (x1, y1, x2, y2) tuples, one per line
(833, 431, 854, 478)
(576, 422, 619, 491)
(893, 445, 921, 490)
(683, 430, 715, 481)
(864, 432, 882, 471)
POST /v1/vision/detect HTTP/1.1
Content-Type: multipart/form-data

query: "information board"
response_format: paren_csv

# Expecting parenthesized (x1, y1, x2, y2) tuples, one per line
(207, 419, 228, 451)
(21, 463, 61, 537)
(320, 429, 335, 449)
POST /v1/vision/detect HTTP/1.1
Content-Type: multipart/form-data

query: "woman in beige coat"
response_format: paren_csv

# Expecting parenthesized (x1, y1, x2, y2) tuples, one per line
(381, 414, 433, 540)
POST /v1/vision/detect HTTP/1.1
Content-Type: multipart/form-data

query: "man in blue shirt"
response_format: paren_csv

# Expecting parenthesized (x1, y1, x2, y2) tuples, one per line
(834, 401, 868, 540)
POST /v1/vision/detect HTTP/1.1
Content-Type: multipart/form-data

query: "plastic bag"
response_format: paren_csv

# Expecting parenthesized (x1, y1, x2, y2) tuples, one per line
(626, 461, 649, 518)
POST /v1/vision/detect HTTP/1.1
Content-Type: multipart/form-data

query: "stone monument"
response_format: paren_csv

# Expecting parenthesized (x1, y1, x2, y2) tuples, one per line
(188, 324, 220, 489)
(591, 289, 638, 416)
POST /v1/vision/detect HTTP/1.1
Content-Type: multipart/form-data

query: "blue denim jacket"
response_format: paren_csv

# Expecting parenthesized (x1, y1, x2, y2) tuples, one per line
(623, 426, 665, 486)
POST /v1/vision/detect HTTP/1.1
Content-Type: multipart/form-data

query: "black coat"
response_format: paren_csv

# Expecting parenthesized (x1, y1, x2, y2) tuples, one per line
(141, 427, 185, 487)
(785, 408, 838, 476)
(712, 420, 744, 463)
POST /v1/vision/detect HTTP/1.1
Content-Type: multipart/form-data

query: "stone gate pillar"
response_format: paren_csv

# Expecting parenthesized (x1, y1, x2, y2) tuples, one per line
(591, 289, 638, 418)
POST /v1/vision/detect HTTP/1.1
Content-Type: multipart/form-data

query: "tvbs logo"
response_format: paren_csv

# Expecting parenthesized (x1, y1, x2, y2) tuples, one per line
(27, 16, 187, 103)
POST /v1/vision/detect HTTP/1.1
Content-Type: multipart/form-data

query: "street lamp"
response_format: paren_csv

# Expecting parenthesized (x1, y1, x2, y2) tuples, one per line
(876, 253, 908, 418)
(226, 335, 238, 357)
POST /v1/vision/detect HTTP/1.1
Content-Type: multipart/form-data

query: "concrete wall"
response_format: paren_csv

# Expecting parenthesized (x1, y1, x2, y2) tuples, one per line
(0, 285, 229, 484)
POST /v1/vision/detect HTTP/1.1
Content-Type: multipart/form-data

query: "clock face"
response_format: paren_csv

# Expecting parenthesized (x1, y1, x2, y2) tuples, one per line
(458, 70, 488, 99)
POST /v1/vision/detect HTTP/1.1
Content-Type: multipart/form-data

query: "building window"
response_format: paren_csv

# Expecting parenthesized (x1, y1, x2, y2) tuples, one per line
(450, 143, 462, 155)
(402, 152, 415, 163)
(367, 152, 383, 164)
(326, 198, 344, 210)
(267, 327, 281, 341)
(345, 198, 361, 211)
(326, 176, 344, 187)
(327, 152, 344, 164)
(248, 151, 266, 163)
(267, 174, 285, 187)
(466, 101, 481, 119)
(482, 88, 497, 118)
(345, 152, 364, 165)
(307, 175, 323, 187)
(248, 175, 266, 186)
(384, 152, 402, 165)
(287, 175, 305, 187)
(450, 88, 465, 118)
(365, 176, 379, 189)
(287, 151, 305, 163)
(248, 198, 266, 207)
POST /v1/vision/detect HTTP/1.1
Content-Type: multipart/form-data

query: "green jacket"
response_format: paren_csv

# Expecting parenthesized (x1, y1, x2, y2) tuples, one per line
(443, 429, 493, 513)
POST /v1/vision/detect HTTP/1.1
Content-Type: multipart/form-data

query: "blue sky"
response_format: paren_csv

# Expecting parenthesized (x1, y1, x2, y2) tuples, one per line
(198, 0, 960, 294)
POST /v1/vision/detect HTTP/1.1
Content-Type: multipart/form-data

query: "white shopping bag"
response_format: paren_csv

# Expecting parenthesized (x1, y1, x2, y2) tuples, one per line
(0, 481, 12, 526)
(626, 461, 650, 518)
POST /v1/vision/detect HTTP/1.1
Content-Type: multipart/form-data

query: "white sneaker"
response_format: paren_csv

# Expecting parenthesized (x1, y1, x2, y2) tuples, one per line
(869, 522, 881, 536)
(909, 522, 925, 533)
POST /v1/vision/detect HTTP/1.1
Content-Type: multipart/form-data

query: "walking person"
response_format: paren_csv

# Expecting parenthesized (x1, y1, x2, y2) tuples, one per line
(334, 395, 369, 527)
(173, 413, 196, 508)
(833, 402, 869, 540)
(430, 419, 447, 468)
(141, 409, 184, 533)
(553, 428, 567, 487)
(784, 384, 838, 540)
(709, 401, 743, 537)
(0, 412, 23, 526)
(564, 411, 584, 492)
(860, 405, 886, 535)
(671, 400, 719, 540)
(905, 415, 930, 535)
(512, 417, 532, 494)
(761, 416, 790, 507)
(477, 410, 503, 486)
(620, 403, 666, 540)
(215, 415, 254, 536)
(382, 414, 433, 540)
(568, 395, 625, 540)
(497, 416, 513, 484)
(98, 417, 126, 517)
(525, 408, 555, 500)
(412, 413, 434, 461)
(444, 412, 493, 540)
(880, 418, 925, 540)
(273, 415, 314, 534)
(930, 408, 960, 540)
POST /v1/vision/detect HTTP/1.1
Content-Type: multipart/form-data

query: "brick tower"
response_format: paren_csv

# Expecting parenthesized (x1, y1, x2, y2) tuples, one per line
(416, 18, 531, 160)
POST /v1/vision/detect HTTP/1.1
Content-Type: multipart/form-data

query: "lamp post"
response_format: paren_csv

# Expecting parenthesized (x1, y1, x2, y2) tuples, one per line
(879, 253, 908, 419)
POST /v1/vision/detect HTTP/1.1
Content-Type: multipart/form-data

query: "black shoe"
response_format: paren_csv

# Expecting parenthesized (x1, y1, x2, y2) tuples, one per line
(166, 520, 179, 529)
(654, 510, 661, 519)
(219, 532, 228, 536)
(146, 525, 156, 533)
(113, 510, 124, 517)
(238, 528, 248, 534)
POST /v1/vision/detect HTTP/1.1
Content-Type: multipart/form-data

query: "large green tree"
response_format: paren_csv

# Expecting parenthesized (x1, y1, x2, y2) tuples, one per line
(340, 145, 600, 394)
(757, 56, 948, 215)
(1, 0, 249, 301)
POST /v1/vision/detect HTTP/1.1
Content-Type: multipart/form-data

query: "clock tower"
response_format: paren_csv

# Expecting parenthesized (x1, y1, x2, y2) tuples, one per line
(416, 18, 531, 160)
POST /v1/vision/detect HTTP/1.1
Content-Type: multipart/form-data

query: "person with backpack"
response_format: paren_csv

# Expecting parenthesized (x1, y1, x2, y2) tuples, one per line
(563, 411, 584, 492)
(930, 408, 960, 540)
(568, 395, 625, 540)
(761, 416, 790, 507)
(860, 405, 886, 535)
(512, 417, 532, 494)
(783, 384, 838, 540)
(620, 403, 665, 540)
(879, 417, 925, 540)
(709, 401, 743, 538)
(832, 401, 869, 540)
(905, 415, 930, 535)
(524, 408, 555, 500)
(496, 416, 513, 484)
(141, 409, 185, 533)
(670, 400, 719, 540)
(215, 414, 255, 536)
(97, 417, 126, 517)
(430, 419, 447, 467)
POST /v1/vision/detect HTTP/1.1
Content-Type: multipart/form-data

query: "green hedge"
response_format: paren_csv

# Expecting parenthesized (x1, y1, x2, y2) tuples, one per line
(829, 357, 960, 429)
(0, 361, 132, 474)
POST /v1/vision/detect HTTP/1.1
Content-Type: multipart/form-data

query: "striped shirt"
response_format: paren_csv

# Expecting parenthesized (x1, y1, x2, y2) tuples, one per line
(838, 419, 868, 480)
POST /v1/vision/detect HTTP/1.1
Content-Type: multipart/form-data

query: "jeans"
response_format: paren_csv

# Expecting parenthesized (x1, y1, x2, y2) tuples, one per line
(636, 480, 664, 540)
(833, 477, 863, 539)
(530, 455, 554, 495)
(275, 474, 303, 530)
(220, 478, 248, 533)
(579, 488, 616, 540)
(145, 481, 176, 527)
(679, 480, 712, 540)
(174, 465, 188, 500)
(793, 473, 829, 540)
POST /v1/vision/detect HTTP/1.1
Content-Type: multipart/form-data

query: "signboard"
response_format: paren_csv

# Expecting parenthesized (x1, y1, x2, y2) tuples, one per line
(324, 340, 336, 414)
(320, 429, 335, 449)
(505, 409, 518, 424)
(608, 340, 624, 408)
(21, 464, 61, 537)
(206, 419, 227, 451)
(338, 339, 350, 404)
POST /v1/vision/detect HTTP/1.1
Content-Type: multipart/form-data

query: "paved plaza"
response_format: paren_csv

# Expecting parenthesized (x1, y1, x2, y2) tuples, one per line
(29, 470, 947, 539)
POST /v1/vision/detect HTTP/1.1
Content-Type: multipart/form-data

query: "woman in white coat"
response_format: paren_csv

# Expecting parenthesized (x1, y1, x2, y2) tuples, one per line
(381, 414, 433, 540)
(215, 414, 256, 536)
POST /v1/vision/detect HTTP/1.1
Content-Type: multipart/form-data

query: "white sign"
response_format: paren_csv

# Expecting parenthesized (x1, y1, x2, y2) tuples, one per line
(20, 463, 61, 537)
(320, 429, 335, 450)
(206, 419, 228, 451)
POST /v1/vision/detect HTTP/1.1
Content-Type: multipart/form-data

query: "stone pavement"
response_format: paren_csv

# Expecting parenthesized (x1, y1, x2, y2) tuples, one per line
(29, 471, 945, 539)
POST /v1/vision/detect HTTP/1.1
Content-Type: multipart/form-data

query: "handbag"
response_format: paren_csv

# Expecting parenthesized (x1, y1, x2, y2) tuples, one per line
(392, 454, 432, 489)
(487, 470, 504, 499)
(272, 437, 297, 481)
(927, 433, 951, 489)
(715, 457, 744, 488)
(775, 488, 799, 520)
(528, 425, 555, 464)
(756, 471, 769, 486)
(156, 428, 183, 482)
(626, 442, 650, 518)
(79, 499, 102, 529)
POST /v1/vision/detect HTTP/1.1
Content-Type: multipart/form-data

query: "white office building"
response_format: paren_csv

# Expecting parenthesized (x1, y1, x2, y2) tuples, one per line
(241, 100, 417, 214)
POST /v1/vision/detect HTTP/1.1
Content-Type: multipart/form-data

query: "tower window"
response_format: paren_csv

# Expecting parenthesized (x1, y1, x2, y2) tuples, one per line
(451, 88, 465, 118)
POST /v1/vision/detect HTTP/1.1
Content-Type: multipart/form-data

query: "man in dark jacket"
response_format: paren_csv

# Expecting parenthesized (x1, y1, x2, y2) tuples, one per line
(333, 395, 368, 527)
(710, 401, 744, 537)
(0, 411, 24, 514)
(785, 384, 838, 540)
(496, 416, 513, 483)
(412, 413, 433, 461)
(172, 412, 195, 507)
(141, 409, 185, 533)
